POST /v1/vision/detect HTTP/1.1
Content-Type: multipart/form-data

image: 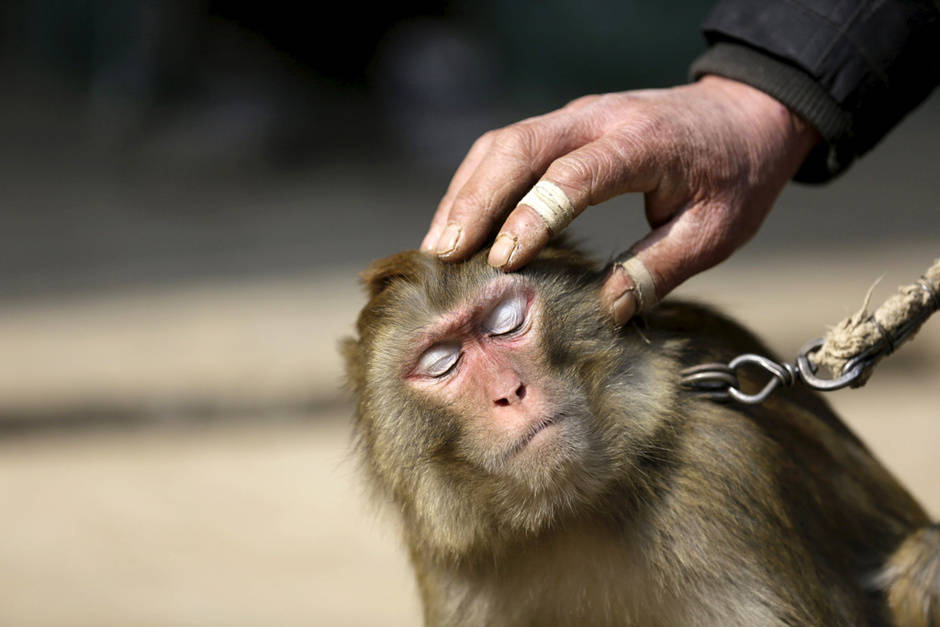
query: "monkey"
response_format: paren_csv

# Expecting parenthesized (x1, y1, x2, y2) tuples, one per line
(341, 242, 940, 626)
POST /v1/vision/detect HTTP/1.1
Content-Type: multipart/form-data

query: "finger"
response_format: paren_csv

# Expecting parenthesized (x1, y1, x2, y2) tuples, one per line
(488, 133, 662, 271)
(420, 211, 450, 254)
(601, 249, 655, 325)
(601, 201, 739, 324)
(421, 132, 496, 251)
(434, 111, 600, 260)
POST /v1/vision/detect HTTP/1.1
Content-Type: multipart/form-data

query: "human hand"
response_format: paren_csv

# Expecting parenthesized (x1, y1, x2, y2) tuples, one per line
(420, 76, 820, 323)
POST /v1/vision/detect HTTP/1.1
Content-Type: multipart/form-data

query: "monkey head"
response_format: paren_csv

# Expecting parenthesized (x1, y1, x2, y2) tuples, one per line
(342, 246, 682, 559)
(343, 246, 940, 626)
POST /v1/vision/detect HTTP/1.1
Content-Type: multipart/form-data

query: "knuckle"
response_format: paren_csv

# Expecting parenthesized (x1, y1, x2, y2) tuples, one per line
(564, 93, 601, 110)
(605, 119, 668, 172)
(493, 123, 538, 156)
(597, 93, 665, 133)
(617, 110, 661, 138)
(473, 130, 498, 152)
(548, 147, 614, 200)
(450, 188, 498, 223)
(550, 154, 595, 190)
(593, 92, 628, 109)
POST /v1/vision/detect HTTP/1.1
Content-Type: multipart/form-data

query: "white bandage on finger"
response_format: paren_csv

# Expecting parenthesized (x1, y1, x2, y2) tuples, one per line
(615, 255, 658, 313)
(518, 181, 576, 235)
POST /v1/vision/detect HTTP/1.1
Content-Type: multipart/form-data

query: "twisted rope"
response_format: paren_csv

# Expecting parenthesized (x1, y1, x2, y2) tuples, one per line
(811, 259, 940, 386)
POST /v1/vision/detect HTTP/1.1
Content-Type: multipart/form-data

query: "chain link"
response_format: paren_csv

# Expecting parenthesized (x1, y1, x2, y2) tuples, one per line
(681, 338, 878, 405)
(679, 268, 940, 404)
(680, 269, 939, 405)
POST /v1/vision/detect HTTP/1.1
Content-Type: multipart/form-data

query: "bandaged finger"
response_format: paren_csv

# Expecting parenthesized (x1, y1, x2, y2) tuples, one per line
(518, 181, 576, 235)
(614, 255, 658, 313)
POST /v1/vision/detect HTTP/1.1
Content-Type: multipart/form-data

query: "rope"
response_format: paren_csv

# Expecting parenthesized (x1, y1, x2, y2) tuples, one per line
(811, 259, 940, 386)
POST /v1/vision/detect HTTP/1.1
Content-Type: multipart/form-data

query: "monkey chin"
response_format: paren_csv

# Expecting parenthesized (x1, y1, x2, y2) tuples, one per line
(482, 410, 617, 536)
(500, 413, 580, 475)
(506, 414, 564, 459)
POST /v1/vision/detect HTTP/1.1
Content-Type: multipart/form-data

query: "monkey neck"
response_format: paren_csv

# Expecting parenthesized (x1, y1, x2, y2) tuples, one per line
(410, 473, 654, 573)
(411, 507, 700, 627)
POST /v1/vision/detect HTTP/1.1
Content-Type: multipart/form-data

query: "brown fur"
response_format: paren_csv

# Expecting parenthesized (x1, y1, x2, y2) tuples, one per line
(342, 244, 938, 626)
(880, 524, 940, 626)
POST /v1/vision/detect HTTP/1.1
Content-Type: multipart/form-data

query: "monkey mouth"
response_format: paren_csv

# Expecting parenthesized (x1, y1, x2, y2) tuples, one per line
(507, 415, 563, 458)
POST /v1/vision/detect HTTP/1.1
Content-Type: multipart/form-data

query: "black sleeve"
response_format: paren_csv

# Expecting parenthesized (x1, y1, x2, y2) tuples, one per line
(689, 0, 940, 182)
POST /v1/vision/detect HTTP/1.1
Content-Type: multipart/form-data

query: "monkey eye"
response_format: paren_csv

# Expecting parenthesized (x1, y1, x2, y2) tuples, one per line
(482, 294, 526, 336)
(416, 343, 462, 378)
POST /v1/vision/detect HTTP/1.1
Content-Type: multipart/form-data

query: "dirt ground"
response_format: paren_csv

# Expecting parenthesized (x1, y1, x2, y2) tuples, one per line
(1, 243, 938, 626)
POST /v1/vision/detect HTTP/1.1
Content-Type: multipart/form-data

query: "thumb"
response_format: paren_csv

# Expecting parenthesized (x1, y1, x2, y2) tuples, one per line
(601, 203, 740, 324)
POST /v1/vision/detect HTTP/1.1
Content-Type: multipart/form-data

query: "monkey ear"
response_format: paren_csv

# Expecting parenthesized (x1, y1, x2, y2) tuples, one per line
(360, 250, 433, 299)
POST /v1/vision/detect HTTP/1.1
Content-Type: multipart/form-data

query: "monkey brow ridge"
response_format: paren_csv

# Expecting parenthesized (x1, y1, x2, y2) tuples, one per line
(419, 275, 532, 342)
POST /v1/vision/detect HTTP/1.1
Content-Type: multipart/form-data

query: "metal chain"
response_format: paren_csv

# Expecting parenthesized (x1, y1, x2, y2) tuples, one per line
(680, 274, 939, 405)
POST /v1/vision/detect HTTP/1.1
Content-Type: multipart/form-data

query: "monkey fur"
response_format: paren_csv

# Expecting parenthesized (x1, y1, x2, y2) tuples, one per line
(341, 244, 939, 626)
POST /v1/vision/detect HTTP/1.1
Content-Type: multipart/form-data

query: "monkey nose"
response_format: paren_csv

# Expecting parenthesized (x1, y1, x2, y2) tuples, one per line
(494, 383, 527, 407)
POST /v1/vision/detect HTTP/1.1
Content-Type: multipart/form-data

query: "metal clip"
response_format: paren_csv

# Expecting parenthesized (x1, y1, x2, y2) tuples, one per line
(794, 338, 873, 391)
(680, 338, 872, 405)
(681, 272, 938, 405)
(678, 363, 738, 402)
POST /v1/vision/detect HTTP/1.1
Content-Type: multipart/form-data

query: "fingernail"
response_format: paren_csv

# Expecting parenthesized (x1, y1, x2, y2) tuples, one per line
(611, 290, 637, 324)
(436, 223, 461, 256)
(489, 233, 517, 269)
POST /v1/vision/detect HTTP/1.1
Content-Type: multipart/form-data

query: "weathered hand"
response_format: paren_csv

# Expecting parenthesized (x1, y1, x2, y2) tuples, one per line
(421, 76, 820, 323)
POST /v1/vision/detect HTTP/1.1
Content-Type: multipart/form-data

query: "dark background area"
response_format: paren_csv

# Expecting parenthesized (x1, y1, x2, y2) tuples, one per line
(1, 0, 936, 302)
(0, 0, 717, 300)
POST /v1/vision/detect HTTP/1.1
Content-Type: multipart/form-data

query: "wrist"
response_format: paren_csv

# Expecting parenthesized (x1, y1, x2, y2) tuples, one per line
(691, 41, 852, 182)
(698, 74, 821, 175)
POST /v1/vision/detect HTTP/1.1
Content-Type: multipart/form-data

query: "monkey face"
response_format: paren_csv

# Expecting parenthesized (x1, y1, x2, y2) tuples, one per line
(402, 275, 587, 477)
(344, 247, 675, 553)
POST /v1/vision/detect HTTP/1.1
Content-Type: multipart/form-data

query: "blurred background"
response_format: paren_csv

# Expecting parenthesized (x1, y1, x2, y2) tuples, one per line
(0, 1, 937, 625)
